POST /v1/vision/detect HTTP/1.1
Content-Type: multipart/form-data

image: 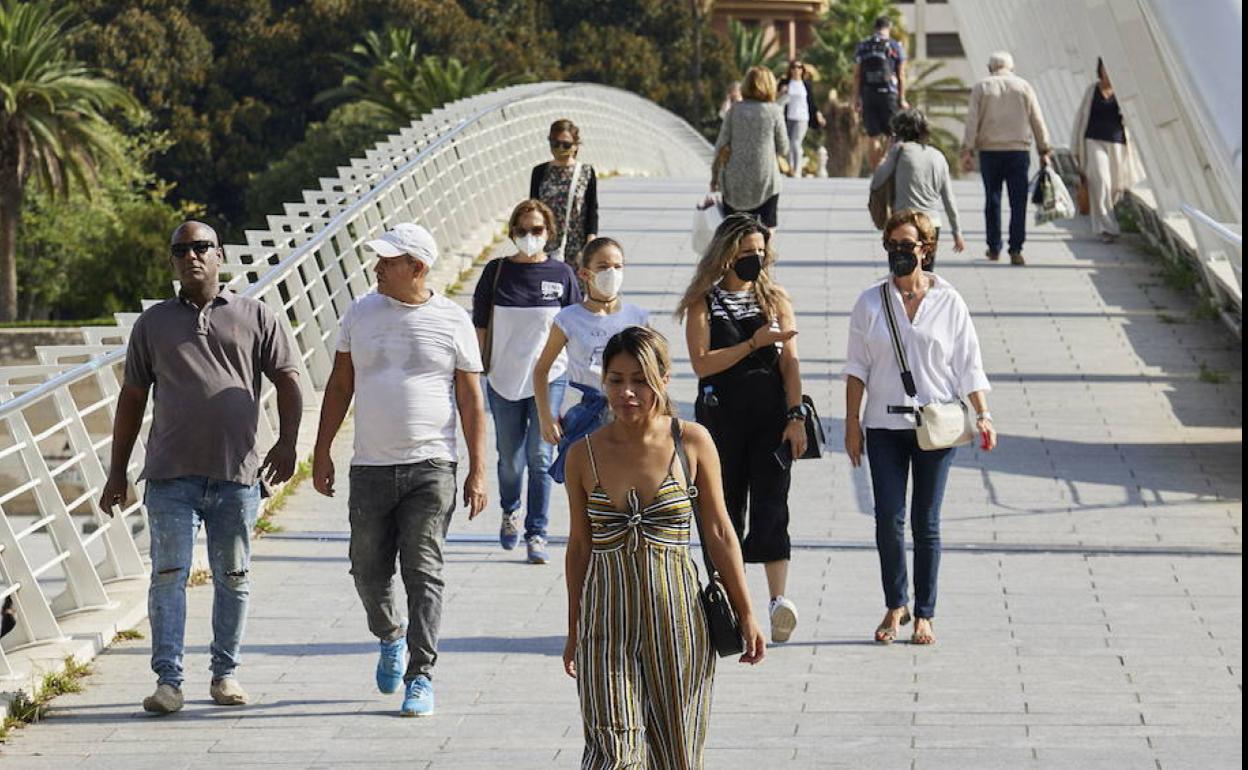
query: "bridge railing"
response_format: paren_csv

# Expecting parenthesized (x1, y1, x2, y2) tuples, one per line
(0, 82, 711, 681)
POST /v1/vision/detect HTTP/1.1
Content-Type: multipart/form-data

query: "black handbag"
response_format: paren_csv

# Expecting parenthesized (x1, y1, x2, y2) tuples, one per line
(670, 418, 744, 658)
(796, 394, 826, 459)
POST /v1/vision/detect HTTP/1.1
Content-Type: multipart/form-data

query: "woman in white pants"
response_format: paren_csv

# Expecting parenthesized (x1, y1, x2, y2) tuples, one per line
(1071, 58, 1144, 242)
(778, 60, 824, 177)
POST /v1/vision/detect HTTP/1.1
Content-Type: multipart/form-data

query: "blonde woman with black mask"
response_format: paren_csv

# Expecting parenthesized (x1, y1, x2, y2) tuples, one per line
(676, 213, 807, 644)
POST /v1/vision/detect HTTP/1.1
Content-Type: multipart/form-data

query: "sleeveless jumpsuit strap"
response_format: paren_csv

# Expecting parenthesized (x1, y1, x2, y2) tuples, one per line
(584, 436, 602, 485)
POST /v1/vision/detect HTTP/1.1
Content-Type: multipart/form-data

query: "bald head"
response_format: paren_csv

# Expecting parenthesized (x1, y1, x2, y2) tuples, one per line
(171, 220, 219, 247)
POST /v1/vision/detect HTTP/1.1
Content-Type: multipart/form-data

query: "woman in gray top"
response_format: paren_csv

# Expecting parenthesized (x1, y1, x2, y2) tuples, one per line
(712, 66, 789, 230)
(870, 109, 965, 269)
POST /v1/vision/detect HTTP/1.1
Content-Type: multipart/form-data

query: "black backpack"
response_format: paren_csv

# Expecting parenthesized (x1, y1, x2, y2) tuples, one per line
(859, 37, 895, 95)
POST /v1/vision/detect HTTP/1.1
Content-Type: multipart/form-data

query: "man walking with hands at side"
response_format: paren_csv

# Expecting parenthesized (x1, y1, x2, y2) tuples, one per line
(312, 222, 488, 718)
(100, 220, 304, 714)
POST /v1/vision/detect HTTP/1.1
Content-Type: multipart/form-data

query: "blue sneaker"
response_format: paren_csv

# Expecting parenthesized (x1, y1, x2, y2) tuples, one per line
(499, 511, 521, 550)
(400, 675, 434, 717)
(376, 632, 406, 694)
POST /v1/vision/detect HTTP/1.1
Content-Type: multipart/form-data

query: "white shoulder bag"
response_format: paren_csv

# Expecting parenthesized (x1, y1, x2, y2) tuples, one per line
(551, 161, 583, 263)
(879, 283, 974, 451)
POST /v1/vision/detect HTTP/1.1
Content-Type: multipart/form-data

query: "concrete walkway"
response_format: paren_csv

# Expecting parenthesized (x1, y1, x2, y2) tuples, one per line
(0, 177, 1240, 769)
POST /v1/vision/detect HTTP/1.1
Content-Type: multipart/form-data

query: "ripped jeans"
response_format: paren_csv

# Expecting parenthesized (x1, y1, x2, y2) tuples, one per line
(144, 476, 260, 688)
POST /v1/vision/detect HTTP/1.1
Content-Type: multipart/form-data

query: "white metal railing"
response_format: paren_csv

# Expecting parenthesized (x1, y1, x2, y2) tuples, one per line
(0, 82, 712, 678)
(1182, 202, 1243, 319)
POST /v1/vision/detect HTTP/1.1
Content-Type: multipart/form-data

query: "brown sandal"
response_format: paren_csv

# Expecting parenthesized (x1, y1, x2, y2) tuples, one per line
(911, 618, 935, 645)
(873, 607, 912, 645)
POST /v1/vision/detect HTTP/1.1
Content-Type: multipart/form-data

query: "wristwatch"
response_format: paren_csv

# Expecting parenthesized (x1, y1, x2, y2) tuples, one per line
(786, 406, 806, 422)
(976, 411, 993, 422)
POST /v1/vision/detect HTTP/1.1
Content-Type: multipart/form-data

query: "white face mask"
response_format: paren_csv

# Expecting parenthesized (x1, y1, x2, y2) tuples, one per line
(590, 267, 624, 299)
(513, 233, 547, 256)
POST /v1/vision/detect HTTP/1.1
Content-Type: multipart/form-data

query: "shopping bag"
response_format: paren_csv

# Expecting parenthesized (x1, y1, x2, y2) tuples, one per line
(691, 195, 724, 256)
(1033, 166, 1075, 225)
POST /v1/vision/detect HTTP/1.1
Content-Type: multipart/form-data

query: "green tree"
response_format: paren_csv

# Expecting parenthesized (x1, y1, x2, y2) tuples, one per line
(903, 59, 969, 172)
(727, 18, 786, 78)
(0, 0, 137, 321)
(802, 0, 904, 175)
(16, 127, 192, 320)
(244, 102, 391, 229)
(317, 26, 523, 127)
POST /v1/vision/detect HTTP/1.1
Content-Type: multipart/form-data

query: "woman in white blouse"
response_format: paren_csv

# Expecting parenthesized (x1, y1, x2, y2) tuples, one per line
(843, 209, 997, 646)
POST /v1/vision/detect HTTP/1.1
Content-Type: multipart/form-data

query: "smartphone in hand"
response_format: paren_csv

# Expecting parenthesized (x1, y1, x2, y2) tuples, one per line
(772, 440, 793, 470)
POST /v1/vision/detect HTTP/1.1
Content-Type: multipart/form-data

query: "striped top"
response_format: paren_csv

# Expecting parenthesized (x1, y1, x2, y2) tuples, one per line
(584, 436, 694, 553)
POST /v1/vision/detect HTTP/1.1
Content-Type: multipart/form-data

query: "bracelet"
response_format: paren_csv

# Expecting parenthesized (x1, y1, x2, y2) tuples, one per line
(976, 411, 993, 422)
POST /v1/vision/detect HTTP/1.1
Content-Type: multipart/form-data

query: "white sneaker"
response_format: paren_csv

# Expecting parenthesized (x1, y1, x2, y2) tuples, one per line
(769, 596, 798, 643)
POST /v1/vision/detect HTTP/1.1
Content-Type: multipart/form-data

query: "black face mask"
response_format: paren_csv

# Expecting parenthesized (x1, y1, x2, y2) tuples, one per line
(887, 250, 919, 278)
(733, 254, 762, 282)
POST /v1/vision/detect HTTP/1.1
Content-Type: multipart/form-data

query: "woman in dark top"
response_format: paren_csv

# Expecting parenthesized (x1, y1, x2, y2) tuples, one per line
(1071, 58, 1143, 243)
(676, 213, 807, 646)
(530, 118, 599, 264)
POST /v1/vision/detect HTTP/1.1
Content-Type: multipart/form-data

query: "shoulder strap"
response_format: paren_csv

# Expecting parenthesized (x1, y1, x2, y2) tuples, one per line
(584, 435, 601, 485)
(559, 162, 584, 254)
(670, 418, 718, 578)
(878, 282, 917, 398)
(713, 289, 776, 370)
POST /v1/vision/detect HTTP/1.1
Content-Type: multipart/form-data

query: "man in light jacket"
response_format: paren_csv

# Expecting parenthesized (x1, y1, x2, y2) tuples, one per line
(961, 51, 1052, 266)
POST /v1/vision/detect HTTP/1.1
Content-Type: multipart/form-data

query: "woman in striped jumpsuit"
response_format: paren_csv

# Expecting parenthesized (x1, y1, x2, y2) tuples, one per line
(562, 326, 765, 769)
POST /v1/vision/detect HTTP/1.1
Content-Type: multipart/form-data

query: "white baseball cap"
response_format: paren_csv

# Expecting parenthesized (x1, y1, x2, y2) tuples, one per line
(364, 223, 439, 267)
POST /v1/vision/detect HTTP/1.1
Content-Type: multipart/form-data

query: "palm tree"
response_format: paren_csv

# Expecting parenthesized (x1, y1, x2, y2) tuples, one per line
(314, 27, 424, 128)
(903, 59, 969, 173)
(0, 0, 137, 321)
(727, 19, 786, 78)
(316, 27, 519, 128)
(802, 0, 902, 175)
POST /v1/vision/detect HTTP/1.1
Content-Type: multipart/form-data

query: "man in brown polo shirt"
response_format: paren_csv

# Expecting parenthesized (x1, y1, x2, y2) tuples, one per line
(99, 220, 303, 714)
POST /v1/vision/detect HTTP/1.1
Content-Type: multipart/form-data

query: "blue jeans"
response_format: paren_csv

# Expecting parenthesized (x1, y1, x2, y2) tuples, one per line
(979, 150, 1031, 254)
(865, 429, 957, 619)
(144, 476, 260, 688)
(487, 378, 567, 540)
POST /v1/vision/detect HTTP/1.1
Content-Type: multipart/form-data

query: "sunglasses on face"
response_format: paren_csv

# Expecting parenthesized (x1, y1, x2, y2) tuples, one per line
(514, 225, 547, 237)
(170, 240, 216, 258)
(549, 139, 575, 151)
(883, 239, 925, 253)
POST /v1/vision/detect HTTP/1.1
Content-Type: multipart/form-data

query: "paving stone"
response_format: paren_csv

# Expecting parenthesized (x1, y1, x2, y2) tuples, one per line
(0, 177, 1238, 769)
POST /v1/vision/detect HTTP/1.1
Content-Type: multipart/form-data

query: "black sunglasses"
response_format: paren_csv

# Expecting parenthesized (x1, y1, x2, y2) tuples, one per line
(883, 239, 925, 253)
(549, 139, 575, 151)
(170, 240, 216, 258)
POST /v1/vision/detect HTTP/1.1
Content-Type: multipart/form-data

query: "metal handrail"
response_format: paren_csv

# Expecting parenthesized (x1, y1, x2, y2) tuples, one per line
(1181, 203, 1243, 247)
(0, 81, 711, 679)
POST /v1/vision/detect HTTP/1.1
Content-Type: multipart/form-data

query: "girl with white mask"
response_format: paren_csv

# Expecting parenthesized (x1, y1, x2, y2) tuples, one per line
(534, 237, 649, 484)
(473, 200, 581, 565)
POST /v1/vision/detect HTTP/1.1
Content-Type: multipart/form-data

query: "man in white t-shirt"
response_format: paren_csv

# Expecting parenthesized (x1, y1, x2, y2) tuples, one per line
(312, 222, 487, 718)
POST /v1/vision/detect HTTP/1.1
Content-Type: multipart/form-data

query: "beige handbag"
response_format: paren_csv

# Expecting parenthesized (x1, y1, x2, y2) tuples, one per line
(879, 283, 974, 451)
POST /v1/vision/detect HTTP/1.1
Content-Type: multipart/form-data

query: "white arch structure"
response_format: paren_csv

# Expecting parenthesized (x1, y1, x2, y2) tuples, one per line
(0, 83, 711, 684)
(951, 0, 1243, 333)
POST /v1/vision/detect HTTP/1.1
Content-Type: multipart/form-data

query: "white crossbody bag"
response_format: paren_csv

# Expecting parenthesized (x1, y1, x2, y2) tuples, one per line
(550, 161, 583, 263)
(879, 283, 974, 451)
